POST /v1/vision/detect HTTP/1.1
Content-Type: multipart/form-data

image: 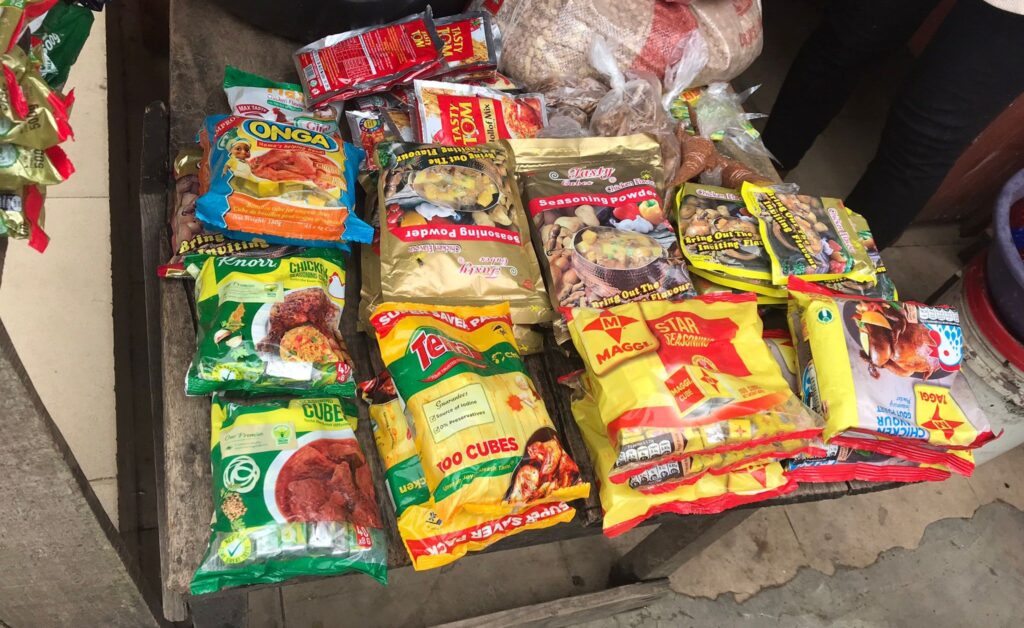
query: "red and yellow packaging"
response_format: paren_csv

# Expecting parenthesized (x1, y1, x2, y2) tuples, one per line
(414, 80, 546, 145)
(566, 294, 823, 481)
(371, 302, 589, 521)
(360, 371, 576, 570)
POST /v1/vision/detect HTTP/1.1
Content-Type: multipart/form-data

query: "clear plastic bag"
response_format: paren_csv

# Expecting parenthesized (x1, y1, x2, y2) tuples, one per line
(662, 29, 709, 112)
(694, 82, 778, 172)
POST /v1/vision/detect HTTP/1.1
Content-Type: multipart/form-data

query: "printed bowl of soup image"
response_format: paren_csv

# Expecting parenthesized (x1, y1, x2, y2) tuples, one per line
(411, 164, 501, 212)
(571, 226, 671, 287)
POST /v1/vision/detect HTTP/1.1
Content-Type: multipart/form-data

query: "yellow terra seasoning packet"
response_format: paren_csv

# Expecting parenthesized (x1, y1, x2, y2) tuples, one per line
(566, 294, 822, 482)
(741, 183, 875, 286)
(371, 302, 590, 521)
(788, 278, 995, 475)
(378, 142, 553, 325)
(569, 381, 796, 537)
(360, 371, 575, 570)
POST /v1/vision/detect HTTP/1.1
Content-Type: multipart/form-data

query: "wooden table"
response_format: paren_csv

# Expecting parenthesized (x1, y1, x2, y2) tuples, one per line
(151, 2, 896, 623)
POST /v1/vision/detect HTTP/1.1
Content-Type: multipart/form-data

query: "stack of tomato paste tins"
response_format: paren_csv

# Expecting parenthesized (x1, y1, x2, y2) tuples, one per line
(0, 1, 97, 251)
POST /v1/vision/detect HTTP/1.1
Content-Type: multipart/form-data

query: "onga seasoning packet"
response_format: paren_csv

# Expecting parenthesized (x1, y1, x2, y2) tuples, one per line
(742, 183, 876, 285)
(414, 80, 547, 145)
(294, 9, 445, 106)
(788, 278, 995, 473)
(185, 251, 355, 397)
(160, 148, 296, 279)
(434, 13, 498, 78)
(191, 396, 386, 595)
(569, 379, 796, 538)
(676, 183, 771, 281)
(565, 294, 823, 481)
(509, 134, 695, 341)
(195, 115, 371, 248)
(360, 371, 576, 571)
(371, 302, 590, 521)
(224, 66, 340, 135)
(377, 141, 552, 325)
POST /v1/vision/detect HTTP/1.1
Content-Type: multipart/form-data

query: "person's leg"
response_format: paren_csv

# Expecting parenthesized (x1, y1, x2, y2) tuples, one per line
(847, 0, 1024, 248)
(761, 0, 938, 171)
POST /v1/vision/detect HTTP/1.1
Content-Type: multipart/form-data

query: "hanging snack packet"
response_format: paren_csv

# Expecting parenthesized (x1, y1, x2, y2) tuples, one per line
(0, 0, 56, 54)
(821, 209, 898, 300)
(786, 444, 952, 484)
(160, 148, 297, 279)
(32, 1, 93, 90)
(0, 46, 73, 148)
(346, 110, 391, 171)
(509, 135, 695, 340)
(185, 251, 355, 397)
(294, 9, 445, 107)
(676, 183, 771, 280)
(566, 294, 822, 481)
(433, 13, 498, 79)
(788, 278, 995, 470)
(371, 302, 590, 521)
(191, 396, 386, 595)
(0, 143, 73, 187)
(414, 80, 547, 145)
(360, 371, 576, 570)
(377, 141, 552, 325)
(0, 184, 46, 251)
(195, 115, 371, 248)
(224, 66, 340, 135)
(570, 382, 796, 537)
(742, 183, 875, 285)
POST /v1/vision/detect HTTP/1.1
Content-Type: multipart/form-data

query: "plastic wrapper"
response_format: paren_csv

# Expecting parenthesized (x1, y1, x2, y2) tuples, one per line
(661, 28, 709, 112)
(786, 444, 953, 484)
(370, 302, 590, 521)
(471, 0, 698, 87)
(0, 184, 46, 251)
(565, 294, 824, 481)
(191, 397, 386, 594)
(569, 379, 797, 537)
(31, 1, 93, 90)
(821, 209, 898, 300)
(294, 9, 445, 106)
(160, 149, 296, 279)
(588, 38, 679, 177)
(742, 183, 876, 286)
(671, 125, 775, 188)
(433, 13, 498, 79)
(346, 110, 390, 171)
(224, 66, 340, 135)
(185, 250, 355, 397)
(688, 269, 785, 304)
(676, 183, 771, 280)
(0, 0, 55, 54)
(788, 278, 996, 475)
(0, 48, 74, 148)
(360, 371, 576, 570)
(694, 82, 775, 168)
(195, 115, 370, 249)
(413, 80, 546, 145)
(508, 134, 694, 342)
(0, 143, 73, 187)
(377, 141, 552, 325)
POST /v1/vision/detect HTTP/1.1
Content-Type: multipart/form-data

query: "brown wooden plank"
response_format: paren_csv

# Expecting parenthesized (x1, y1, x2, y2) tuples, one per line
(434, 580, 671, 628)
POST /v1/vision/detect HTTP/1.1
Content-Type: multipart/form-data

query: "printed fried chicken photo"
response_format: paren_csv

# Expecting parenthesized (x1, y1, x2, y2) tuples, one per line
(248, 148, 341, 191)
(257, 288, 350, 365)
(507, 429, 582, 504)
(854, 302, 941, 379)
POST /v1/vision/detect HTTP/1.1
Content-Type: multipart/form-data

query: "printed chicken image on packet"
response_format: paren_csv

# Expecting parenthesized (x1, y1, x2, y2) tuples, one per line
(359, 371, 576, 571)
(742, 182, 876, 286)
(371, 302, 590, 522)
(195, 115, 371, 248)
(566, 294, 823, 482)
(294, 9, 445, 106)
(377, 141, 552, 325)
(414, 80, 547, 145)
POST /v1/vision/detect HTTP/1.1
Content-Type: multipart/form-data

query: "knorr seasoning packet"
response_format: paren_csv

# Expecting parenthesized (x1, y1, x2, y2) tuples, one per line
(676, 183, 771, 281)
(788, 279, 996, 472)
(566, 294, 823, 481)
(191, 396, 386, 594)
(360, 371, 575, 570)
(742, 183, 875, 286)
(186, 251, 355, 397)
(377, 142, 552, 324)
(196, 115, 371, 249)
(371, 302, 589, 521)
(509, 134, 695, 341)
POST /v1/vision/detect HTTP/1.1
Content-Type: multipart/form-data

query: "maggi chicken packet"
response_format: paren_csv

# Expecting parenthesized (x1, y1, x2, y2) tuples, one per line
(360, 371, 575, 571)
(785, 444, 953, 484)
(371, 302, 589, 521)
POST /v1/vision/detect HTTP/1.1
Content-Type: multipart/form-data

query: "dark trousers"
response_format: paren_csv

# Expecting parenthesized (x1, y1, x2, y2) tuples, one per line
(762, 0, 1024, 248)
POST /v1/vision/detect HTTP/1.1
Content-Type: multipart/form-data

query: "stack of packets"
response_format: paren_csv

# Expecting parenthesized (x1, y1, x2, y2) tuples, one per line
(786, 278, 997, 480)
(0, 1, 93, 251)
(562, 294, 825, 537)
(675, 182, 897, 303)
(364, 302, 589, 568)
